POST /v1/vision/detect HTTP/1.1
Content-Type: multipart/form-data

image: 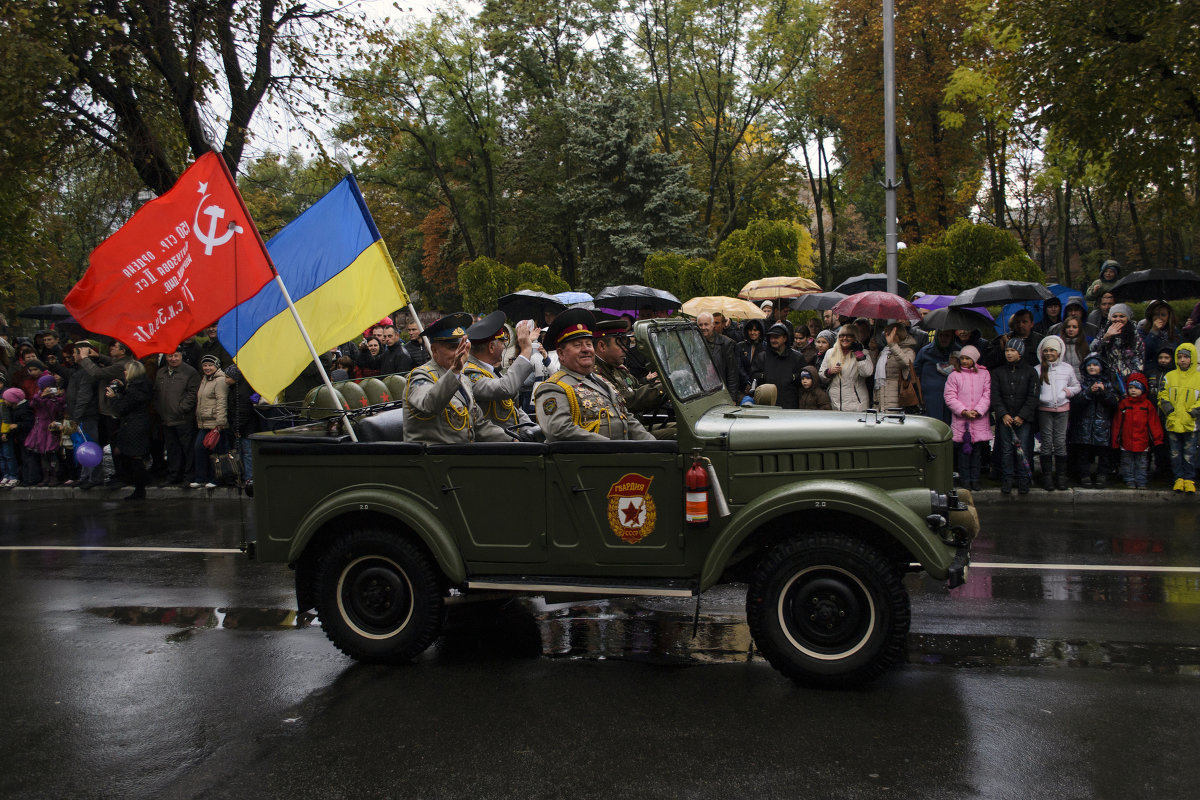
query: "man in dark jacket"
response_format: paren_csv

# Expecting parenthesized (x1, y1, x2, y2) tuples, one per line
(378, 324, 413, 375)
(984, 309, 1043, 370)
(752, 322, 808, 408)
(64, 340, 104, 488)
(403, 320, 431, 368)
(990, 339, 1040, 494)
(697, 312, 740, 401)
(154, 346, 200, 484)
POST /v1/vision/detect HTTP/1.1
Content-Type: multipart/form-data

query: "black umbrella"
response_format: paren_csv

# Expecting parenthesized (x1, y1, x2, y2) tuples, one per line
(949, 280, 1054, 307)
(593, 284, 681, 312)
(17, 303, 72, 320)
(789, 291, 847, 312)
(921, 306, 997, 334)
(497, 290, 566, 323)
(1109, 269, 1200, 302)
(834, 272, 910, 296)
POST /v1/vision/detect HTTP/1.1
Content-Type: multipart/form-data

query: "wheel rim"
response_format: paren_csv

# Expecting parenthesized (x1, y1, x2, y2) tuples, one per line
(777, 565, 876, 661)
(336, 555, 415, 640)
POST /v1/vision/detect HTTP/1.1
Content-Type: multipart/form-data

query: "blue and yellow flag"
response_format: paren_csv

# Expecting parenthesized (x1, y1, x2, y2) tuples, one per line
(217, 175, 408, 400)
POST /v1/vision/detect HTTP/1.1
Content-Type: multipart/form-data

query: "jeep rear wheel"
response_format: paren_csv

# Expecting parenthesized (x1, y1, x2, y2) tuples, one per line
(747, 534, 909, 688)
(315, 529, 444, 664)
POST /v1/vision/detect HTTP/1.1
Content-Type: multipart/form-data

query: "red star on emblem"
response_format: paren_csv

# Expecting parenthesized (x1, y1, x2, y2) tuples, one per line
(621, 499, 642, 525)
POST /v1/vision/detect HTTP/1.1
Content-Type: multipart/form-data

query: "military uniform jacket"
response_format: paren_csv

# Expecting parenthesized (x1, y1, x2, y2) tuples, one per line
(462, 354, 534, 429)
(534, 367, 654, 442)
(595, 358, 663, 414)
(403, 362, 511, 444)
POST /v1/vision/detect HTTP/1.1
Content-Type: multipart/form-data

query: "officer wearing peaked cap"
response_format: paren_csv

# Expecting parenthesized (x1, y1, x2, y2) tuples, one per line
(403, 313, 513, 444)
(463, 310, 535, 430)
(533, 309, 654, 442)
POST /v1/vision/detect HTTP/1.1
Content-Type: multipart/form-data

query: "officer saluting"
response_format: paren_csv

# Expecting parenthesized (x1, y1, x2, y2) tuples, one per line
(403, 313, 513, 444)
(533, 308, 654, 442)
(463, 311, 535, 430)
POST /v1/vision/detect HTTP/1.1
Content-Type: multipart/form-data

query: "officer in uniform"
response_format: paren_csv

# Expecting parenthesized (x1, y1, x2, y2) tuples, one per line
(592, 318, 676, 440)
(533, 309, 655, 442)
(403, 313, 513, 444)
(462, 311, 536, 432)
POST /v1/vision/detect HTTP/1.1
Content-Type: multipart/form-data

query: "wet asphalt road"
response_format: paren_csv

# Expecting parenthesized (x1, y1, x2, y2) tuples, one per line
(1, 496, 1199, 799)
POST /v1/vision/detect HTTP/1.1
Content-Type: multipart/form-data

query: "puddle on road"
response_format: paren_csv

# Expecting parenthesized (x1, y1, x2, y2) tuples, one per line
(86, 599, 1200, 675)
(87, 606, 316, 632)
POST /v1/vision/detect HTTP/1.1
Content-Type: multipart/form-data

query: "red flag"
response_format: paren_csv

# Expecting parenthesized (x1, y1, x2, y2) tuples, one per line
(65, 152, 275, 357)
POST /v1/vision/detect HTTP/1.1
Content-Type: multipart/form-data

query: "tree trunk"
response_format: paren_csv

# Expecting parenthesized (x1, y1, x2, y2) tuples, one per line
(1127, 190, 1151, 268)
(1055, 179, 1073, 285)
(802, 140, 827, 286)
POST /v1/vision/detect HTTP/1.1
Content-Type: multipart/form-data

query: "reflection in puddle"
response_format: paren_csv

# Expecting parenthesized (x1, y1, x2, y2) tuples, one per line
(88, 606, 315, 632)
(86, 599, 1200, 676)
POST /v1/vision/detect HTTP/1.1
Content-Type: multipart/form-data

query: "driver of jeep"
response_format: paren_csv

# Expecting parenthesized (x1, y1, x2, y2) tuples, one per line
(533, 308, 654, 442)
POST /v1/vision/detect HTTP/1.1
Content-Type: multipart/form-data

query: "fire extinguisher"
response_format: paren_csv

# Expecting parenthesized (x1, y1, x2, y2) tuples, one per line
(685, 456, 709, 524)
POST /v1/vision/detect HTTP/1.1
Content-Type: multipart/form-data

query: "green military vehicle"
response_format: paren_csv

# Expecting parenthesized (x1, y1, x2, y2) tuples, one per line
(248, 319, 978, 687)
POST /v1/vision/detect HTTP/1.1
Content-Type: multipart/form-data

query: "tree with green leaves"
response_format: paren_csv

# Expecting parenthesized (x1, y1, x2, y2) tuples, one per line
(5, 0, 363, 195)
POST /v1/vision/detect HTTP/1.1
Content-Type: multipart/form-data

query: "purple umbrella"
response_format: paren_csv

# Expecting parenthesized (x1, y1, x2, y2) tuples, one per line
(912, 294, 993, 319)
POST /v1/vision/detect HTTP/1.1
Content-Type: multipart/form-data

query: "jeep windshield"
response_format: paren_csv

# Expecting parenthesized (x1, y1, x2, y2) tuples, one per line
(649, 324, 724, 401)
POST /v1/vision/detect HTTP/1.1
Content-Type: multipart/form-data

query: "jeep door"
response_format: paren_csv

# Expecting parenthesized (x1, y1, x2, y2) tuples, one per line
(545, 441, 685, 569)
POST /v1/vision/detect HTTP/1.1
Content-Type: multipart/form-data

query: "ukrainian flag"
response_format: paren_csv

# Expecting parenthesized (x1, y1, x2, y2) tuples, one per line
(217, 175, 408, 400)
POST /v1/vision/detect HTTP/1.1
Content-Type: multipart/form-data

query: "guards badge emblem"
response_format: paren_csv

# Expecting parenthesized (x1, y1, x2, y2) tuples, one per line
(606, 473, 657, 544)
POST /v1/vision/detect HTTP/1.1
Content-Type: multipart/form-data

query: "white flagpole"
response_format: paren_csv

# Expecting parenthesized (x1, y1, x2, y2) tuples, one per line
(269, 273, 359, 442)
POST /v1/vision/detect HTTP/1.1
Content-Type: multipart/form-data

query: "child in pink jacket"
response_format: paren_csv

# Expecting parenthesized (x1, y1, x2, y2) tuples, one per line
(944, 344, 992, 490)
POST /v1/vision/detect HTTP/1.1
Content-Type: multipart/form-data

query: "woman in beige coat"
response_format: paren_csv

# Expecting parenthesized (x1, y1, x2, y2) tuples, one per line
(872, 322, 918, 410)
(192, 354, 229, 488)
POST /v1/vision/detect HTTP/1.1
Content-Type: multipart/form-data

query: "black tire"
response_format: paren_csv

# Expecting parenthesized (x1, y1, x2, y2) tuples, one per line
(315, 528, 445, 664)
(746, 533, 909, 688)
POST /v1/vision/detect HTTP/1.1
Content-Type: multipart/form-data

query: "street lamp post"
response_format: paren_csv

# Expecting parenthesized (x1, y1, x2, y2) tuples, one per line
(883, 0, 900, 296)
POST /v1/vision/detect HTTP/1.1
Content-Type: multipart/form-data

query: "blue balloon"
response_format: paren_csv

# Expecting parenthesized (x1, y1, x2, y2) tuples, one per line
(75, 441, 103, 468)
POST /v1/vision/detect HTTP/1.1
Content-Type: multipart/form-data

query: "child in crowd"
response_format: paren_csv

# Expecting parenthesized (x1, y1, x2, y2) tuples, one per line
(943, 344, 991, 490)
(990, 339, 1039, 494)
(1112, 372, 1165, 489)
(796, 366, 832, 410)
(1, 387, 33, 485)
(1069, 355, 1121, 488)
(27, 373, 65, 486)
(1145, 344, 1177, 478)
(1157, 342, 1200, 493)
(1036, 336, 1080, 491)
(0, 387, 19, 487)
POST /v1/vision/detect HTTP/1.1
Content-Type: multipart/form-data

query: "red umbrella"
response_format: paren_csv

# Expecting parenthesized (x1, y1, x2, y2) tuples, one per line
(831, 291, 921, 322)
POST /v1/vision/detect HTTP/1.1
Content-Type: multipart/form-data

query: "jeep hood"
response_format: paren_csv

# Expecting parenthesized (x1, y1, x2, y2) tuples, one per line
(693, 406, 951, 450)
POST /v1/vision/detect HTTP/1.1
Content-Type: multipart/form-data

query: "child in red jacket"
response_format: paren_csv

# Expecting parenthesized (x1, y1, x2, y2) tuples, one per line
(1112, 372, 1165, 489)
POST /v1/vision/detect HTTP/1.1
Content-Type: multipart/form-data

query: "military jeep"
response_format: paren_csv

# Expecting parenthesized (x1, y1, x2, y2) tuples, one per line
(248, 319, 978, 687)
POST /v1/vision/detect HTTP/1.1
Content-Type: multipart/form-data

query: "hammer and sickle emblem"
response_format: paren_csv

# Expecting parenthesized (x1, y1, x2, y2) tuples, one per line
(193, 182, 239, 255)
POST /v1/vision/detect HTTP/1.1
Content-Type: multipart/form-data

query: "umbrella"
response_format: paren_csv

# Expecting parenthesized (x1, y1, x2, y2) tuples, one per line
(593, 284, 681, 312)
(831, 291, 921, 322)
(679, 296, 765, 320)
(911, 294, 956, 310)
(834, 272, 910, 296)
(555, 291, 594, 306)
(921, 306, 998, 334)
(1011, 431, 1033, 483)
(949, 280, 1054, 307)
(738, 276, 821, 301)
(1109, 269, 1200, 302)
(497, 290, 566, 323)
(17, 303, 72, 320)
(996, 283, 1079, 332)
(790, 291, 847, 312)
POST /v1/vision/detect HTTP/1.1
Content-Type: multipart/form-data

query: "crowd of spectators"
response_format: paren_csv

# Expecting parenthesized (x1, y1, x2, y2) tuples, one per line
(3, 290, 1200, 499)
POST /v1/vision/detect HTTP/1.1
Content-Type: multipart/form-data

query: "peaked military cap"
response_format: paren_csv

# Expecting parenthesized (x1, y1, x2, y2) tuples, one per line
(466, 310, 508, 343)
(420, 312, 473, 342)
(594, 317, 632, 338)
(545, 308, 596, 349)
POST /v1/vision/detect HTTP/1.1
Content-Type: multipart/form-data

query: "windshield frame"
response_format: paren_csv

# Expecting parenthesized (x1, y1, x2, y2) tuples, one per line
(649, 324, 725, 402)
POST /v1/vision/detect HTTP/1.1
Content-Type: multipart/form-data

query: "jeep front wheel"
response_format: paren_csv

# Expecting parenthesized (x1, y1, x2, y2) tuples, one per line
(315, 529, 444, 664)
(746, 533, 909, 688)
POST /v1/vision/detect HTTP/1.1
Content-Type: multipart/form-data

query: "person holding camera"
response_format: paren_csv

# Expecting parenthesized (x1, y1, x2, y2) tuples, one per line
(819, 325, 875, 412)
(107, 361, 152, 500)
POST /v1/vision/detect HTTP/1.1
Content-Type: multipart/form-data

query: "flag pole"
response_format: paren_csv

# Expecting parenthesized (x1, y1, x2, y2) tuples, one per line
(213, 150, 358, 442)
